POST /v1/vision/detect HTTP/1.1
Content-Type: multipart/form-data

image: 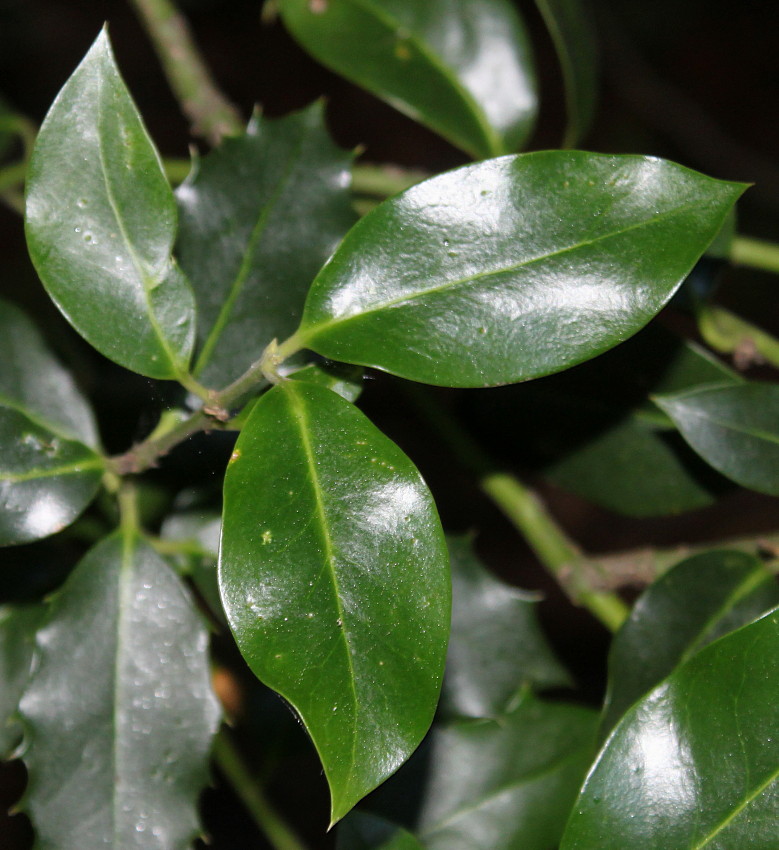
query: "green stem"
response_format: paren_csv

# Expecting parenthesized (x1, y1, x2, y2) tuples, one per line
(118, 481, 140, 536)
(213, 729, 309, 850)
(406, 386, 629, 631)
(128, 0, 243, 145)
(351, 163, 429, 198)
(731, 235, 779, 275)
(0, 160, 27, 193)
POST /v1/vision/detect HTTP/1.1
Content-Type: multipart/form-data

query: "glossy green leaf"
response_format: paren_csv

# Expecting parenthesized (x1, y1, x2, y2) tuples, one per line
(0, 605, 43, 758)
(0, 408, 104, 545)
(277, 0, 537, 159)
(220, 381, 450, 823)
(338, 812, 424, 850)
(442, 536, 569, 719)
(160, 509, 224, 622)
(655, 382, 779, 495)
(544, 339, 740, 516)
(176, 105, 356, 387)
(534, 0, 598, 146)
(289, 362, 364, 403)
(25, 29, 196, 379)
(296, 152, 745, 387)
(0, 299, 99, 447)
(19, 532, 220, 848)
(561, 608, 779, 850)
(602, 550, 779, 736)
(417, 693, 598, 850)
(0, 299, 104, 544)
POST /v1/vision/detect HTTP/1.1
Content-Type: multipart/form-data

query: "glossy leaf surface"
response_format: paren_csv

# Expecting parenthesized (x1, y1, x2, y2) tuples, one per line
(602, 550, 779, 735)
(277, 0, 537, 159)
(338, 812, 424, 850)
(0, 408, 104, 545)
(289, 362, 364, 403)
(418, 693, 597, 850)
(0, 605, 42, 757)
(220, 381, 450, 823)
(544, 339, 740, 516)
(534, 0, 598, 146)
(0, 299, 99, 447)
(25, 30, 195, 379)
(562, 609, 779, 849)
(176, 105, 355, 387)
(442, 536, 569, 719)
(19, 533, 220, 848)
(655, 382, 779, 495)
(297, 153, 745, 387)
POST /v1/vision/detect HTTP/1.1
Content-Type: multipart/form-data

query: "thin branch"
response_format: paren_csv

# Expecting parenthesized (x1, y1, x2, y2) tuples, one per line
(213, 728, 309, 850)
(731, 235, 779, 276)
(404, 385, 629, 631)
(128, 0, 243, 145)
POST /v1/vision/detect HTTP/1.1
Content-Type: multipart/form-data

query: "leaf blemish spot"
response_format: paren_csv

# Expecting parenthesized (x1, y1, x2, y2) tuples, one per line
(229, 449, 241, 464)
(308, 0, 328, 12)
(261, 530, 272, 545)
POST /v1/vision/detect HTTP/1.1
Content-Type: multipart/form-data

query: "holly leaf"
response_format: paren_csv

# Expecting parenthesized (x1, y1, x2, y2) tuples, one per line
(25, 29, 195, 380)
(19, 532, 221, 848)
(338, 812, 424, 850)
(562, 608, 779, 849)
(442, 536, 569, 719)
(534, 0, 598, 146)
(655, 382, 779, 495)
(176, 104, 356, 387)
(417, 693, 597, 850)
(220, 381, 450, 823)
(0, 299, 104, 545)
(0, 604, 43, 758)
(277, 0, 537, 158)
(295, 152, 745, 387)
(602, 549, 779, 736)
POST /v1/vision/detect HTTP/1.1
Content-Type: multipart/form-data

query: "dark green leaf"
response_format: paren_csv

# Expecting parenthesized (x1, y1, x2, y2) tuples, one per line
(655, 382, 779, 495)
(290, 362, 364, 403)
(338, 812, 424, 850)
(561, 608, 779, 849)
(417, 693, 598, 850)
(220, 381, 450, 823)
(534, 0, 598, 146)
(25, 29, 195, 379)
(296, 153, 745, 387)
(0, 408, 104, 545)
(277, 0, 537, 159)
(19, 532, 220, 848)
(0, 605, 43, 758)
(176, 105, 356, 387)
(160, 510, 224, 622)
(0, 299, 104, 544)
(442, 536, 569, 719)
(602, 550, 779, 736)
(0, 298, 99, 447)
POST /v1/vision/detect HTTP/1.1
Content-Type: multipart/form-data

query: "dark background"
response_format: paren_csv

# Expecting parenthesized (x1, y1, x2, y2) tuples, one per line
(1, 1, 778, 846)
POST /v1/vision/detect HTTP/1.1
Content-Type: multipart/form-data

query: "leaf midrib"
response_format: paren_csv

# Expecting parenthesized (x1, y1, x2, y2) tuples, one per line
(285, 384, 360, 789)
(0, 457, 104, 483)
(193, 123, 314, 377)
(667, 401, 779, 447)
(113, 531, 134, 847)
(421, 740, 591, 837)
(312, 0, 500, 157)
(301, 197, 708, 342)
(689, 764, 779, 849)
(95, 68, 181, 377)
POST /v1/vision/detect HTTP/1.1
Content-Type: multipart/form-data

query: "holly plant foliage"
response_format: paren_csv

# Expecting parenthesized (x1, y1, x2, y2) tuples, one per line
(1, 2, 779, 848)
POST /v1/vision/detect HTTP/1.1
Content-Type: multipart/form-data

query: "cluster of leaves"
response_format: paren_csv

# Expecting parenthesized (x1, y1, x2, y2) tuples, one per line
(1, 1, 779, 847)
